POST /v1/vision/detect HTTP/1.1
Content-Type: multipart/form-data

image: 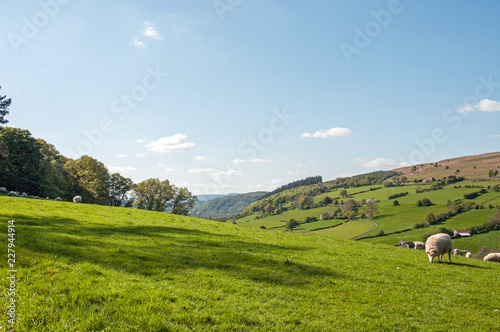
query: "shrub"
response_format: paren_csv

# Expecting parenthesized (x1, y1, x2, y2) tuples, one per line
(377, 230, 385, 236)
(436, 227, 453, 236)
(414, 223, 426, 229)
(424, 212, 437, 225)
(421, 198, 432, 206)
(417, 200, 423, 207)
(393, 200, 399, 206)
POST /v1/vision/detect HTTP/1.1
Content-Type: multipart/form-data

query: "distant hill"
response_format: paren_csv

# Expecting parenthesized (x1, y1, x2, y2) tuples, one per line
(393, 152, 500, 181)
(192, 191, 266, 218)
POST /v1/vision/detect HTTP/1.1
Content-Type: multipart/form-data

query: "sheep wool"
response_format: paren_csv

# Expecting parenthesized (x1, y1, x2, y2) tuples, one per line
(425, 233, 452, 263)
(483, 253, 500, 262)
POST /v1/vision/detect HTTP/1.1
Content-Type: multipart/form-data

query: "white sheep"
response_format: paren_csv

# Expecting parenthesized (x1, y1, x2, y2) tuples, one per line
(8, 191, 19, 197)
(452, 249, 468, 256)
(425, 233, 452, 263)
(465, 252, 472, 258)
(0, 187, 7, 193)
(73, 196, 82, 203)
(414, 241, 425, 250)
(55, 197, 62, 201)
(483, 253, 500, 262)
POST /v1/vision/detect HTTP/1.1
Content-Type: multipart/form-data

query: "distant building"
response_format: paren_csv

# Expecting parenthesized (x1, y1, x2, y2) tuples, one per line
(422, 177, 436, 183)
(453, 229, 471, 237)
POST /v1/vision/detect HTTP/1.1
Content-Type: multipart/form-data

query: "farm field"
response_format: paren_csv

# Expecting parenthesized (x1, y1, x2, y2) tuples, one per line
(1, 196, 499, 331)
(234, 180, 500, 255)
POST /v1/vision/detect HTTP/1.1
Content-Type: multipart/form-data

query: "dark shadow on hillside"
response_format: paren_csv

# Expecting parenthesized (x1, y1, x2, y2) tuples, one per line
(448, 262, 491, 269)
(3, 213, 342, 287)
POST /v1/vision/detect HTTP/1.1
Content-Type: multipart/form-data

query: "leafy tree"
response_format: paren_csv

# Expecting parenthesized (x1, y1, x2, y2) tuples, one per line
(64, 155, 110, 204)
(0, 127, 43, 194)
(363, 200, 379, 219)
(342, 199, 357, 213)
(339, 189, 348, 198)
(285, 218, 299, 230)
(348, 211, 357, 220)
(133, 178, 175, 212)
(0, 86, 11, 124)
(322, 196, 333, 206)
(170, 186, 197, 215)
(298, 196, 314, 210)
(424, 212, 437, 225)
(37, 139, 72, 198)
(109, 173, 134, 206)
(421, 198, 432, 206)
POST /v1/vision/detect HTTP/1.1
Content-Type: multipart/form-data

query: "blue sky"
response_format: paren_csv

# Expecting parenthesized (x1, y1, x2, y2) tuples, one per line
(1, 0, 500, 194)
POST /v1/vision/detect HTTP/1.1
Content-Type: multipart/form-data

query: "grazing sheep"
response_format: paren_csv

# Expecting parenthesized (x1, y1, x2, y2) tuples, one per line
(414, 241, 425, 250)
(20, 192, 28, 197)
(465, 252, 472, 258)
(425, 233, 452, 263)
(73, 196, 82, 203)
(484, 253, 500, 262)
(55, 197, 62, 201)
(8, 191, 19, 197)
(0, 187, 7, 193)
(452, 249, 468, 256)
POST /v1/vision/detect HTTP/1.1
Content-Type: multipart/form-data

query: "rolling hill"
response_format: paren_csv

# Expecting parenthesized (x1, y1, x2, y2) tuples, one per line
(0, 195, 499, 331)
(192, 191, 266, 219)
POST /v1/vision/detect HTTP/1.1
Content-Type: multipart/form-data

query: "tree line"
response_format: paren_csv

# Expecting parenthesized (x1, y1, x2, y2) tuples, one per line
(0, 88, 196, 215)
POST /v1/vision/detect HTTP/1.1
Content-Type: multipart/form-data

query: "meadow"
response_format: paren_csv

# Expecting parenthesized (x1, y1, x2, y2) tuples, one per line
(1, 196, 499, 331)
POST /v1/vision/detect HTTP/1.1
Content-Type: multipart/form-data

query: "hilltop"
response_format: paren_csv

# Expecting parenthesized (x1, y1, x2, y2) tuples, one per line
(0, 195, 499, 331)
(192, 191, 266, 219)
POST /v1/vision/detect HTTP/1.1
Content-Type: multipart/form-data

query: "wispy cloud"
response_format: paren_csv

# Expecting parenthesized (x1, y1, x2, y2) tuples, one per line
(145, 134, 197, 153)
(135, 153, 147, 157)
(248, 178, 283, 192)
(193, 156, 206, 162)
(108, 166, 139, 174)
(165, 168, 176, 172)
(458, 99, 500, 113)
(141, 21, 162, 40)
(489, 134, 500, 138)
(287, 170, 309, 176)
(301, 127, 352, 138)
(117, 154, 128, 158)
(188, 168, 242, 183)
(130, 37, 146, 48)
(136, 138, 147, 143)
(232, 158, 270, 165)
(355, 157, 400, 168)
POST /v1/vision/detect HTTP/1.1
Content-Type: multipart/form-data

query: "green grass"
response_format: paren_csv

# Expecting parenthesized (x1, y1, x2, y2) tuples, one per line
(309, 220, 375, 239)
(1, 196, 500, 331)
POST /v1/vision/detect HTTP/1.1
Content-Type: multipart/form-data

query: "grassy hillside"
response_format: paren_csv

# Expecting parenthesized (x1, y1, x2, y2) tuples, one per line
(1, 196, 500, 331)
(192, 192, 266, 219)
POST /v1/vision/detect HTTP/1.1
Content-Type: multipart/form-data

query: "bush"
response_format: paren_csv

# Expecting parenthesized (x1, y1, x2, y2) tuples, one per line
(377, 230, 385, 236)
(414, 223, 426, 229)
(421, 198, 432, 206)
(436, 227, 453, 236)
(417, 200, 423, 207)
(393, 200, 399, 206)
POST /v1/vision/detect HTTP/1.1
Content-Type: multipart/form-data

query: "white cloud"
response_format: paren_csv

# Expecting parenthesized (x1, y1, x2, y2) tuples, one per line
(130, 37, 146, 48)
(145, 134, 197, 153)
(270, 178, 282, 185)
(136, 138, 147, 143)
(247, 179, 283, 192)
(188, 168, 242, 183)
(355, 157, 400, 168)
(301, 127, 352, 138)
(489, 134, 500, 138)
(117, 154, 128, 158)
(193, 156, 206, 162)
(232, 158, 270, 165)
(287, 170, 309, 176)
(165, 168, 176, 172)
(141, 21, 162, 40)
(458, 99, 500, 113)
(108, 166, 139, 174)
(135, 153, 147, 157)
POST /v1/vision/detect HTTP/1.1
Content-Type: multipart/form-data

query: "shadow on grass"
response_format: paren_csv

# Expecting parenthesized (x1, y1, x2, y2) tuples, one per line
(2, 213, 343, 286)
(448, 261, 491, 269)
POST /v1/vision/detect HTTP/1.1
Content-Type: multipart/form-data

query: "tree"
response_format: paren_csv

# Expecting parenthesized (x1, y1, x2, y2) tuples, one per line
(0, 86, 11, 124)
(424, 212, 437, 225)
(322, 196, 333, 206)
(339, 189, 348, 198)
(285, 218, 299, 230)
(64, 155, 110, 204)
(363, 200, 379, 219)
(0, 127, 43, 194)
(133, 178, 175, 212)
(298, 196, 314, 210)
(109, 173, 134, 206)
(37, 139, 72, 198)
(342, 199, 357, 213)
(170, 186, 197, 215)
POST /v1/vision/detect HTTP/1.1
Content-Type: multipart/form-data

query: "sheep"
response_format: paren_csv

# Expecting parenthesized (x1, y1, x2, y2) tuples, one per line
(425, 233, 452, 263)
(414, 241, 425, 250)
(55, 197, 62, 201)
(483, 253, 500, 262)
(20, 192, 28, 197)
(0, 187, 7, 193)
(452, 249, 468, 256)
(73, 196, 82, 203)
(8, 191, 19, 197)
(465, 252, 472, 258)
